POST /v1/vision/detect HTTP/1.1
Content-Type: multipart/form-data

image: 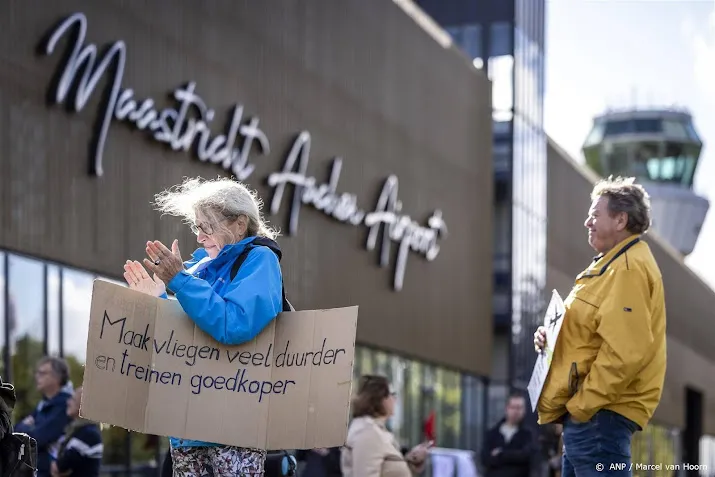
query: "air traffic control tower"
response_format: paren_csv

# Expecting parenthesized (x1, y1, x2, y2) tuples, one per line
(582, 108, 709, 256)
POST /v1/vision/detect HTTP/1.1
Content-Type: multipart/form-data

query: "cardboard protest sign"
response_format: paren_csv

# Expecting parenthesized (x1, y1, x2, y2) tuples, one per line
(527, 289, 566, 412)
(80, 279, 358, 450)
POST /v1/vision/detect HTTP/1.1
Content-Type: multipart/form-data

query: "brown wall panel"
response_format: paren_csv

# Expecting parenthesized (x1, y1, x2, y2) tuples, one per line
(547, 137, 715, 430)
(0, 1, 493, 374)
(658, 337, 715, 435)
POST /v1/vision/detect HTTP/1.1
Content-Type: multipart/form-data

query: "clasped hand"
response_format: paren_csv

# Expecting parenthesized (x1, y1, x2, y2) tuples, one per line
(143, 239, 184, 285)
(123, 239, 184, 297)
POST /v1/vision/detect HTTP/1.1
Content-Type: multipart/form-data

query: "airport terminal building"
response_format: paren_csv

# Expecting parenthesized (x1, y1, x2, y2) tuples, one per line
(2, 0, 715, 475)
(0, 0, 493, 472)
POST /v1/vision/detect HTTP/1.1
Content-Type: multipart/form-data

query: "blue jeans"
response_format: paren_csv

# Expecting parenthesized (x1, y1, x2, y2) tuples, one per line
(562, 410, 639, 477)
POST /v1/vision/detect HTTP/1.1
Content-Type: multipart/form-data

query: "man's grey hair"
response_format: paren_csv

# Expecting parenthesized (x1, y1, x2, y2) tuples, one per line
(591, 175, 652, 234)
(37, 356, 70, 386)
(153, 177, 278, 242)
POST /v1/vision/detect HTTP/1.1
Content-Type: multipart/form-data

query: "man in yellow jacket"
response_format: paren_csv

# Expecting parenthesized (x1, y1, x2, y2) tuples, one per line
(534, 176, 666, 477)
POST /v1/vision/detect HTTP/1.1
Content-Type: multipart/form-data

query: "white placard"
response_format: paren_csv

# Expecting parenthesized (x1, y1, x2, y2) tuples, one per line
(527, 289, 566, 412)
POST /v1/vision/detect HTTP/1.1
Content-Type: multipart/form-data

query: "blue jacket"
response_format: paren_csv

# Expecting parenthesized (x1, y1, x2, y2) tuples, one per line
(164, 236, 284, 448)
(55, 420, 103, 477)
(14, 384, 74, 477)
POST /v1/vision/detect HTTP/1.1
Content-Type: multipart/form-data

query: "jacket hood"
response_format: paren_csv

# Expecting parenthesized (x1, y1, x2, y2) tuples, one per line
(250, 237, 283, 261)
(187, 236, 282, 266)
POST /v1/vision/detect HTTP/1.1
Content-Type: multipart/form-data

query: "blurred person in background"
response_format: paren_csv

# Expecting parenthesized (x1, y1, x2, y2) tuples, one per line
(123, 177, 284, 477)
(533, 176, 666, 477)
(50, 386, 102, 477)
(480, 392, 534, 477)
(341, 375, 433, 477)
(296, 447, 342, 477)
(537, 424, 562, 477)
(14, 357, 73, 477)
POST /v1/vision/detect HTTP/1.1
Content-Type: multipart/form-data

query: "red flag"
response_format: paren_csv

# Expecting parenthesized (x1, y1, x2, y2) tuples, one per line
(424, 410, 436, 443)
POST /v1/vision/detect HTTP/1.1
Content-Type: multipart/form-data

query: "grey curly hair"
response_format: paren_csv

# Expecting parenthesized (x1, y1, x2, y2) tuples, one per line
(591, 175, 652, 234)
(153, 177, 278, 242)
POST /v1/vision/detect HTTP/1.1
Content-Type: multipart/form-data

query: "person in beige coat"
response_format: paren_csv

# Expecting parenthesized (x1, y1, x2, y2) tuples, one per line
(341, 375, 433, 477)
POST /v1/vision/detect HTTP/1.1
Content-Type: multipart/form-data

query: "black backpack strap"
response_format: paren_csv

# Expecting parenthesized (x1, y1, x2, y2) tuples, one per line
(229, 246, 254, 282)
(229, 243, 293, 312)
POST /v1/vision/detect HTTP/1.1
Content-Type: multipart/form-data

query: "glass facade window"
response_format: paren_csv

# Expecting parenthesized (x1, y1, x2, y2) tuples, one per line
(490, 56, 514, 122)
(511, 0, 548, 393)
(489, 21, 514, 122)
(460, 375, 485, 454)
(8, 255, 47, 422)
(404, 359, 424, 447)
(493, 143, 512, 176)
(435, 368, 461, 449)
(630, 423, 681, 477)
(0, 253, 5, 378)
(352, 345, 487, 453)
(603, 119, 661, 136)
(47, 265, 61, 356)
(0, 250, 164, 474)
(62, 268, 95, 361)
(462, 24, 483, 64)
(433, 0, 548, 395)
(511, 113, 547, 390)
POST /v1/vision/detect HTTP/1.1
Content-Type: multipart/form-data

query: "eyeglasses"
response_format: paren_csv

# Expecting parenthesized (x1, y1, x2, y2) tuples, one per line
(190, 222, 214, 236)
(190, 215, 237, 236)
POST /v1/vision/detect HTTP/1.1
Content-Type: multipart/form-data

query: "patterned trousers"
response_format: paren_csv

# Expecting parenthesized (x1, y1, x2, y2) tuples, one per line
(171, 445, 267, 477)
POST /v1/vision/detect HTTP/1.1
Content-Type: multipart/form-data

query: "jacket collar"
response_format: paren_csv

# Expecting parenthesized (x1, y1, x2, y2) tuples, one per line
(187, 236, 259, 267)
(579, 234, 642, 280)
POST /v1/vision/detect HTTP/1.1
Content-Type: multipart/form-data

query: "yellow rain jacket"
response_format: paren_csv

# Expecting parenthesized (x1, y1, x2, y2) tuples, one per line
(537, 235, 666, 429)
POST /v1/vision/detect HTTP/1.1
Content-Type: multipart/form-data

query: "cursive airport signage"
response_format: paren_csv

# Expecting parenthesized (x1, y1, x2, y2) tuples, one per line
(40, 12, 448, 291)
(267, 132, 447, 292)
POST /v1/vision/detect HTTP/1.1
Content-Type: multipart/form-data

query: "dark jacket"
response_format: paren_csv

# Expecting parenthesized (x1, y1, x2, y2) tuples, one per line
(0, 377, 18, 476)
(480, 419, 534, 477)
(55, 419, 103, 477)
(13, 386, 73, 477)
(0, 377, 15, 440)
(296, 448, 342, 477)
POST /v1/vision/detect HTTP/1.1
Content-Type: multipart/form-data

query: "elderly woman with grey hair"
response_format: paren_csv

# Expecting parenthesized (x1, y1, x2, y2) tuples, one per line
(122, 177, 285, 477)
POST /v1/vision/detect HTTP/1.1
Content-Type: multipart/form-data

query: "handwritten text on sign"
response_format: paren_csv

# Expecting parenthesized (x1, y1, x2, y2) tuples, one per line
(80, 280, 359, 449)
(97, 312, 346, 403)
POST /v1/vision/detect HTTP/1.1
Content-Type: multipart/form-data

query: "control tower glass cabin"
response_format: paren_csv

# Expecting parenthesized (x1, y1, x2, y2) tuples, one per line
(582, 109, 709, 256)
